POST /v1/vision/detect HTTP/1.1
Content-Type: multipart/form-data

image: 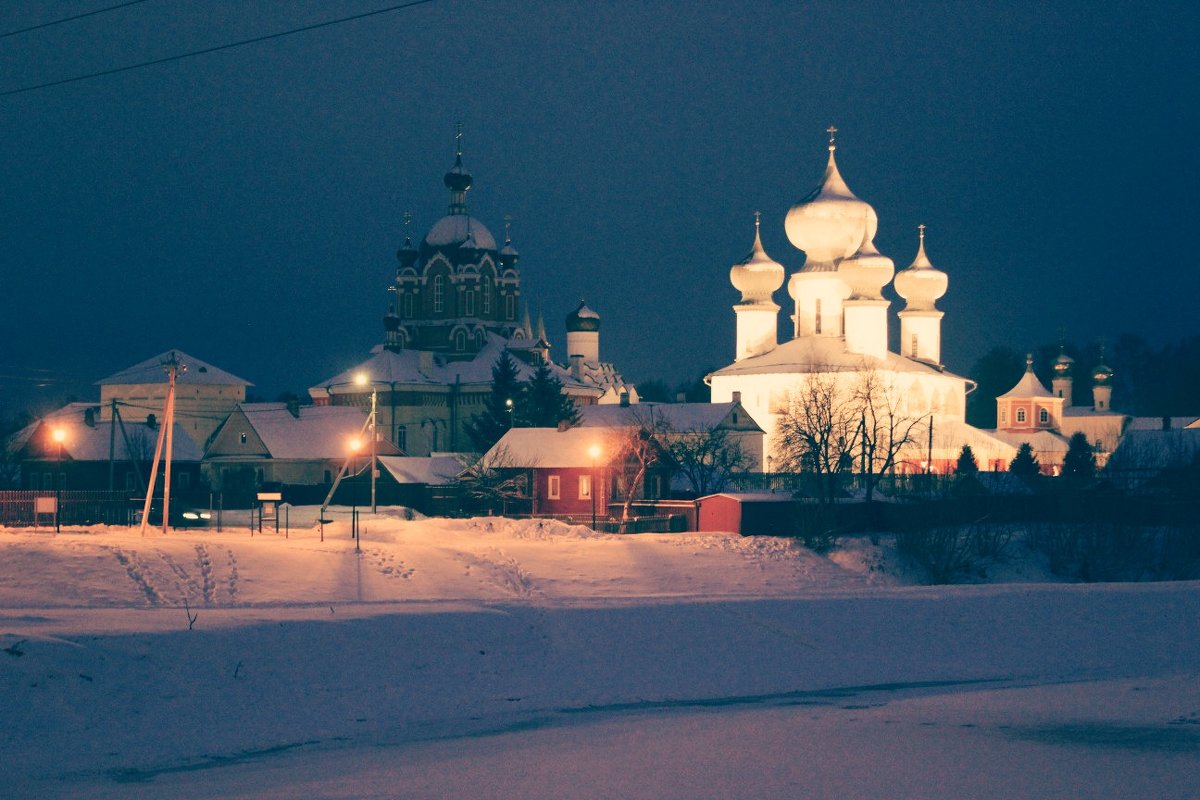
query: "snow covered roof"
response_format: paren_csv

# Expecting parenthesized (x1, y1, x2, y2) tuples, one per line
(424, 215, 497, 250)
(708, 335, 964, 381)
(23, 416, 203, 462)
(997, 369, 1055, 400)
(1125, 415, 1200, 431)
(378, 455, 462, 485)
(314, 334, 602, 396)
(1107, 427, 1200, 471)
(230, 404, 373, 461)
(990, 429, 1070, 454)
(576, 402, 755, 433)
(696, 492, 793, 503)
(97, 350, 251, 387)
(1063, 407, 1126, 419)
(487, 427, 623, 469)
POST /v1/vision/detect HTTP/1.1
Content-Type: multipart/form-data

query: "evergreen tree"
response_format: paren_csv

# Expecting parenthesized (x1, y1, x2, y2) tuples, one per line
(966, 347, 1024, 428)
(1062, 432, 1096, 482)
(521, 364, 579, 428)
(465, 351, 523, 452)
(1009, 442, 1040, 478)
(955, 444, 979, 476)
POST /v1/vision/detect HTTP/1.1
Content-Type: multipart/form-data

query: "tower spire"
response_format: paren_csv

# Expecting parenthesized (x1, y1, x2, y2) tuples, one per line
(827, 124, 837, 152)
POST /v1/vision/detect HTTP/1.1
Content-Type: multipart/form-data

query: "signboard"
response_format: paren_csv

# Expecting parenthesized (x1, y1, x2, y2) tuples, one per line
(257, 492, 283, 502)
(35, 497, 57, 514)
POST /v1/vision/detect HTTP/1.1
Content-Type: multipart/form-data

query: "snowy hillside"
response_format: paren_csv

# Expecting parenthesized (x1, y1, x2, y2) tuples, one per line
(3, 511, 1198, 799)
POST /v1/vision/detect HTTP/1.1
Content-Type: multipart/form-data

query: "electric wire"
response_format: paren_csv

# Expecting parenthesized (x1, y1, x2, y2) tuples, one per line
(0, 0, 437, 98)
(0, 0, 152, 40)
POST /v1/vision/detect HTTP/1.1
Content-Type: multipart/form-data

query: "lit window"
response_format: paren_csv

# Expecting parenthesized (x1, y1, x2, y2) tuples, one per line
(1039, 408, 1049, 424)
(578, 474, 592, 500)
(548, 475, 561, 499)
(239, 432, 247, 444)
(433, 275, 445, 313)
(1001, 409, 1007, 424)
(1016, 408, 1026, 423)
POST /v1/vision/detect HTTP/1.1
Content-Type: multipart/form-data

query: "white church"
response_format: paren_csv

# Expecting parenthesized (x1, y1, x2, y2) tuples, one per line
(708, 131, 1017, 473)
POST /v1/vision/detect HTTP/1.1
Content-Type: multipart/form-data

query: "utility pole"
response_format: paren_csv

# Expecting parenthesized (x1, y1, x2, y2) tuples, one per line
(138, 353, 185, 536)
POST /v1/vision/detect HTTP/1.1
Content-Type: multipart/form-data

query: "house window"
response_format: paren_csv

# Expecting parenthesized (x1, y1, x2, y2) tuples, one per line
(433, 275, 445, 313)
(396, 425, 407, 451)
(403, 292, 413, 318)
(1016, 408, 1026, 423)
(1039, 408, 1049, 424)
(547, 475, 561, 500)
(1001, 409, 1007, 424)
(240, 432, 248, 444)
(814, 299, 822, 334)
(482, 276, 492, 314)
(465, 289, 475, 316)
(455, 330, 467, 351)
(505, 293, 515, 319)
(578, 474, 592, 500)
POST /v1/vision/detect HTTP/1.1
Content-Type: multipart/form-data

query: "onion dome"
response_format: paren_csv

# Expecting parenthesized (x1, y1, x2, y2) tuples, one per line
(1092, 360, 1114, 386)
(784, 128, 878, 268)
(443, 123, 474, 216)
(499, 215, 520, 269)
(1053, 346, 1074, 379)
(893, 224, 948, 311)
(566, 300, 601, 333)
(837, 212, 895, 300)
(395, 211, 418, 269)
(730, 212, 785, 303)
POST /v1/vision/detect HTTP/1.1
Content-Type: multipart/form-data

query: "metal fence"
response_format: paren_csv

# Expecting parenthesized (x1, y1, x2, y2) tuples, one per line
(0, 490, 136, 528)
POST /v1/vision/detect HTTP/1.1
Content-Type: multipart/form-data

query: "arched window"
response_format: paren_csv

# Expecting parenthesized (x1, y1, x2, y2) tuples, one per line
(433, 275, 445, 313)
(481, 276, 492, 314)
(454, 330, 467, 351)
(402, 291, 413, 318)
(1039, 408, 1049, 424)
(814, 299, 822, 334)
(465, 288, 475, 316)
(1016, 408, 1027, 423)
(475, 329, 485, 347)
(505, 293, 515, 320)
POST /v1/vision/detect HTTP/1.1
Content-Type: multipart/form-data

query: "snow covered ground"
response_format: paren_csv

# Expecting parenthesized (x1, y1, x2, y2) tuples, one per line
(3, 509, 1198, 798)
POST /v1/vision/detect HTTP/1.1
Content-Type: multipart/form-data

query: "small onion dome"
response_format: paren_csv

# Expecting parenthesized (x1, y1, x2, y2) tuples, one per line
(893, 225, 948, 311)
(566, 300, 601, 333)
(837, 221, 894, 301)
(396, 235, 418, 268)
(499, 226, 520, 269)
(730, 213, 785, 303)
(784, 141, 878, 266)
(1092, 361, 1114, 386)
(1053, 347, 1074, 378)
(443, 152, 473, 193)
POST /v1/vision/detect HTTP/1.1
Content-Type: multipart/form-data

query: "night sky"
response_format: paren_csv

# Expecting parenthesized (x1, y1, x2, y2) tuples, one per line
(2, 0, 1197, 416)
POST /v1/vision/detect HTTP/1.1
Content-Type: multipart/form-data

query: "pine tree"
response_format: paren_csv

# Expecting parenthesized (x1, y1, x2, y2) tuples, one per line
(1009, 442, 1041, 478)
(1062, 432, 1096, 482)
(955, 444, 979, 476)
(521, 364, 579, 428)
(465, 351, 523, 452)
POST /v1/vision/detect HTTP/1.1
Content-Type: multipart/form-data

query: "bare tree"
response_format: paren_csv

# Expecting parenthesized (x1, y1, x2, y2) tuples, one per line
(611, 406, 671, 532)
(456, 445, 533, 515)
(854, 368, 927, 502)
(667, 424, 751, 497)
(773, 370, 861, 504)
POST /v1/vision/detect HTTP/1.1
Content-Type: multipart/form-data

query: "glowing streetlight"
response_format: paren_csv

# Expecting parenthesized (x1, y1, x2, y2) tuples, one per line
(355, 372, 378, 513)
(505, 397, 514, 428)
(587, 443, 602, 530)
(51, 426, 66, 533)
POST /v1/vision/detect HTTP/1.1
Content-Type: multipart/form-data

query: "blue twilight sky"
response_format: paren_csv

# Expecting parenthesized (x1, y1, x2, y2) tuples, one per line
(1, 0, 1197, 414)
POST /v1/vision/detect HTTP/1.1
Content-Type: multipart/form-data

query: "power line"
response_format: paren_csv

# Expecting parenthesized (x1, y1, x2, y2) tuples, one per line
(1, 0, 437, 98)
(0, 0, 152, 40)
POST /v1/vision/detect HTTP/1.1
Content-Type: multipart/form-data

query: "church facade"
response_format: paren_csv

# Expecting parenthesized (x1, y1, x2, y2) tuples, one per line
(708, 132, 1014, 473)
(309, 131, 636, 456)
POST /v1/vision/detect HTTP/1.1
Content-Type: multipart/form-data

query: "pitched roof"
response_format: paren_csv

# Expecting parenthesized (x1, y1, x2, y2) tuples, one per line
(97, 349, 251, 387)
(997, 368, 1055, 400)
(378, 455, 462, 485)
(231, 403, 374, 460)
(708, 335, 967, 382)
(576, 402, 756, 432)
(25, 418, 203, 462)
(487, 427, 623, 469)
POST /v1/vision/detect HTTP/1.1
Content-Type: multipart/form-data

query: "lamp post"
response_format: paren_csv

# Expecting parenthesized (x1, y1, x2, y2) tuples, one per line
(505, 397, 514, 428)
(587, 443, 602, 530)
(355, 372, 378, 513)
(52, 426, 66, 533)
(348, 436, 362, 552)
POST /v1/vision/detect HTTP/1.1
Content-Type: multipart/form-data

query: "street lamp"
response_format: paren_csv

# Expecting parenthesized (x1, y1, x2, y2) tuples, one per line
(587, 443, 602, 530)
(51, 426, 66, 533)
(505, 397, 514, 428)
(355, 372, 378, 513)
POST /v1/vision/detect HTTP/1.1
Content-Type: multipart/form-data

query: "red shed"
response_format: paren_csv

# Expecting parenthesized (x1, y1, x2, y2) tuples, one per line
(696, 492, 795, 536)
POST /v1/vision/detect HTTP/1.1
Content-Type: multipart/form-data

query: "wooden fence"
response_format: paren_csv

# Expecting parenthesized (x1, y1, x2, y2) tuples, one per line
(0, 491, 136, 528)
